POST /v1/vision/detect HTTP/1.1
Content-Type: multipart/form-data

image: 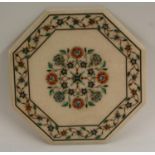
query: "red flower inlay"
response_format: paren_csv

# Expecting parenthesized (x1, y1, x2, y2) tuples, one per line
(97, 71, 108, 84)
(72, 98, 84, 109)
(61, 130, 67, 136)
(46, 72, 58, 85)
(71, 47, 84, 59)
(25, 104, 32, 112)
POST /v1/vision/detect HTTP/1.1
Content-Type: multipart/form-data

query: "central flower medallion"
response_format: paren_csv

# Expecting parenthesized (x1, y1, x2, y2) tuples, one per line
(46, 47, 109, 109)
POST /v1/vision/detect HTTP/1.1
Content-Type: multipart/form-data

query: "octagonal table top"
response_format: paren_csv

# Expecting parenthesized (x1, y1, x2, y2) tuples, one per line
(9, 7, 146, 144)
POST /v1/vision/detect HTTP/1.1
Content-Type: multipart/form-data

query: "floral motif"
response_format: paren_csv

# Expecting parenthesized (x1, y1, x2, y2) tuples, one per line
(46, 47, 109, 109)
(91, 53, 102, 65)
(97, 71, 109, 84)
(91, 91, 102, 102)
(13, 13, 142, 141)
(71, 47, 84, 59)
(53, 54, 65, 66)
(72, 98, 84, 109)
(46, 72, 58, 85)
(53, 91, 65, 102)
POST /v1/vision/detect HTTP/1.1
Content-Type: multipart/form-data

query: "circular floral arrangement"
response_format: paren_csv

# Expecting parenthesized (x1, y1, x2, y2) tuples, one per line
(46, 47, 109, 109)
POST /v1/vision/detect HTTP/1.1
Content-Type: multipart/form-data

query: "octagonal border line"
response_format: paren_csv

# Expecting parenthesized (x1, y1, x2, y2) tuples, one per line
(28, 28, 128, 127)
(12, 12, 142, 141)
(97, 29, 128, 97)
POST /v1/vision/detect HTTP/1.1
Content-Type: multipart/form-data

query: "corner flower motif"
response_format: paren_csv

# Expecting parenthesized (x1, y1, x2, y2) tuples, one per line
(53, 91, 65, 102)
(91, 53, 102, 65)
(91, 91, 102, 102)
(53, 54, 65, 66)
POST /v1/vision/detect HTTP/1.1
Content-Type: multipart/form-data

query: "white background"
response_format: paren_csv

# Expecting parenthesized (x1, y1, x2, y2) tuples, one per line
(0, 3, 154, 152)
